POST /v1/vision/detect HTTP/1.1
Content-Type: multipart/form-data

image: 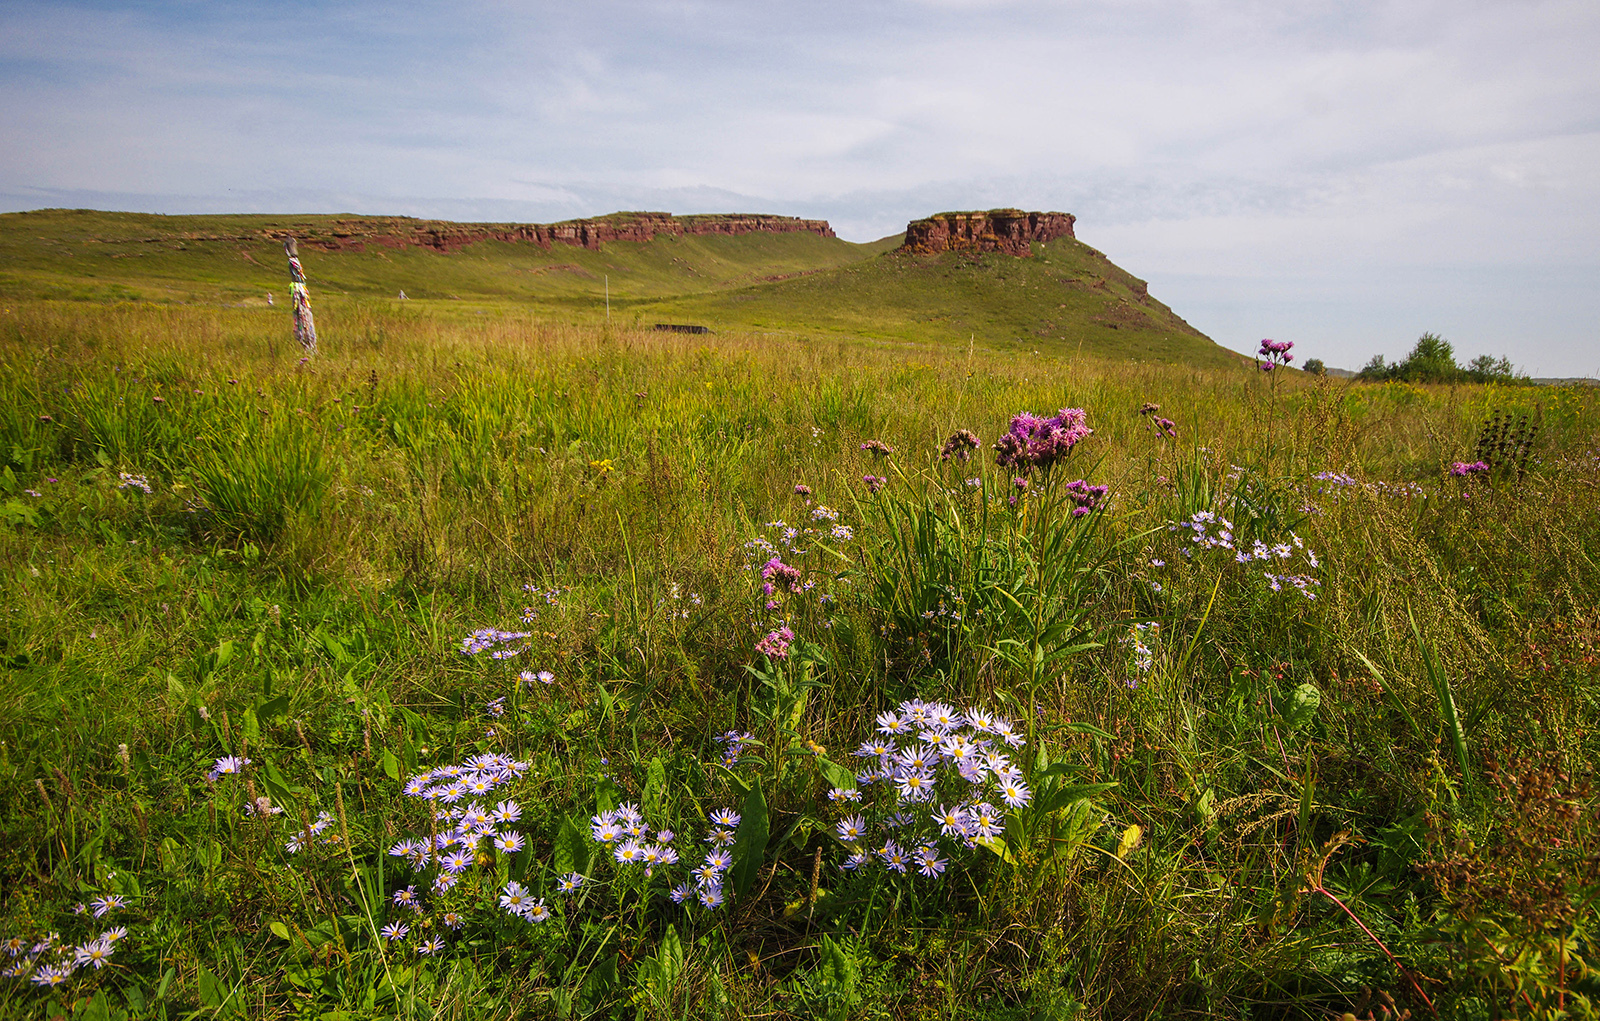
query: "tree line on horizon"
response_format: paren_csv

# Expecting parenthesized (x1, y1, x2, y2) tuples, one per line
(1302, 332, 1526, 384)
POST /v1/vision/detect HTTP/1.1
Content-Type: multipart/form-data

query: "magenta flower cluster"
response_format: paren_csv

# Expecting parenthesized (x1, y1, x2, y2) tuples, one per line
(1449, 460, 1489, 477)
(992, 408, 1092, 471)
(1257, 338, 1295, 371)
(863, 474, 886, 494)
(1063, 480, 1109, 517)
(939, 429, 981, 462)
(760, 557, 802, 595)
(756, 626, 795, 658)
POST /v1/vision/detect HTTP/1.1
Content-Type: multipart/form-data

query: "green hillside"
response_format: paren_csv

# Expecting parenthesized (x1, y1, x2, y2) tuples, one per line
(0, 209, 884, 306)
(635, 235, 1234, 366)
(0, 208, 1239, 367)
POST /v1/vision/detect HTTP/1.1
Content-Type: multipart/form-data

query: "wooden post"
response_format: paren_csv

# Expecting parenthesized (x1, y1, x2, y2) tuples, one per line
(283, 237, 318, 356)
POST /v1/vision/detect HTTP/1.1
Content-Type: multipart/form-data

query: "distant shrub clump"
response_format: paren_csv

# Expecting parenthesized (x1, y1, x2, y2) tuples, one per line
(1358, 332, 1526, 384)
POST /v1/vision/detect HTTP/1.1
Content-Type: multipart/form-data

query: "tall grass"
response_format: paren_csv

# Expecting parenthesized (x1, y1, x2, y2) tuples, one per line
(1, 298, 1597, 1019)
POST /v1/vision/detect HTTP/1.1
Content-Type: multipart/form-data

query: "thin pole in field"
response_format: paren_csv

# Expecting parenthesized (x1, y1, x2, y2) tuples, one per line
(284, 237, 318, 356)
(605, 275, 610, 320)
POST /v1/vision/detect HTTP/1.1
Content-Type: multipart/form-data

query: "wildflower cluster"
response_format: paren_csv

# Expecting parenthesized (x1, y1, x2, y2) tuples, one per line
(1308, 471, 1427, 504)
(586, 802, 735, 910)
(756, 626, 795, 659)
(1125, 623, 1159, 682)
(829, 699, 1029, 879)
(862, 474, 886, 494)
(459, 628, 532, 658)
(939, 429, 981, 462)
(1138, 403, 1176, 438)
(3, 900, 131, 990)
(656, 581, 703, 621)
(205, 754, 250, 782)
(860, 439, 894, 458)
(1256, 338, 1294, 371)
(716, 730, 756, 767)
(1063, 479, 1109, 517)
(1159, 511, 1321, 599)
(356, 752, 547, 947)
(116, 472, 152, 494)
(518, 584, 563, 624)
(1450, 460, 1490, 477)
(992, 409, 1092, 472)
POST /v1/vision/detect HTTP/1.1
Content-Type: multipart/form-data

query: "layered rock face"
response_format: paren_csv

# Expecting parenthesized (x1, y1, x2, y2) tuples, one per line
(144, 213, 835, 253)
(399, 213, 835, 253)
(898, 209, 1076, 257)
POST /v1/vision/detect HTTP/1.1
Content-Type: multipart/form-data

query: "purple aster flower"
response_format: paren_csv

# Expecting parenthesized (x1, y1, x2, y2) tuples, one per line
(878, 841, 909, 873)
(381, 922, 409, 942)
(74, 939, 115, 969)
(999, 780, 1032, 808)
(934, 805, 969, 837)
(836, 815, 865, 842)
(525, 900, 552, 923)
(494, 832, 526, 853)
(499, 881, 534, 916)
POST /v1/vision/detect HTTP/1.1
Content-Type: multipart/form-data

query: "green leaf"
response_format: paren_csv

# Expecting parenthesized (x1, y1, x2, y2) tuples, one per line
(381, 748, 400, 782)
(552, 813, 590, 878)
(269, 920, 291, 941)
(579, 954, 619, 1009)
(1283, 682, 1321, 732)
(817, 756, 855, 792)
(729, 779, 769, 900)
(197, 964, 225, 1009)
(214, 639, 236, 669)
(258, 694, 290, 720)
(259, 758, 294, 807)
(644, 756, 667, 820)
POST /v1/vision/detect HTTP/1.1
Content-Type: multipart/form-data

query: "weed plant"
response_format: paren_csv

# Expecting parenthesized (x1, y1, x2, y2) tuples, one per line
(0, 300, 1598, 1019)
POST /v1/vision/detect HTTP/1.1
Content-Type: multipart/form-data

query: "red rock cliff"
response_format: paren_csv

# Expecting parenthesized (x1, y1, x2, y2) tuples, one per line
(240, 212, 835, 253)
(898, 209, 1076, 258)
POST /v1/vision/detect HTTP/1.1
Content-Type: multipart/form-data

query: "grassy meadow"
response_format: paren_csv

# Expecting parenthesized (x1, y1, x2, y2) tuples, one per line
(0, 296, 1597, 1020)
(0, 210, 1231, 369)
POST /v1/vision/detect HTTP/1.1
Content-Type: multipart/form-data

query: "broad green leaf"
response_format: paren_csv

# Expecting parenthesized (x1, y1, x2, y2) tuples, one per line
(729, 779, 769, 900)
(817, 756, 855, 791)
(553, 813, 590, 878)
(1283, 682, 1321, 732)
(381, 748, 400, 782)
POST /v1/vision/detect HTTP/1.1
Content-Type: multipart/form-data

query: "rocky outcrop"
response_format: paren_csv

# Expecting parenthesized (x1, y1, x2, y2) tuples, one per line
(898, 209, 1076, 258)
(114, 212, 835, 253)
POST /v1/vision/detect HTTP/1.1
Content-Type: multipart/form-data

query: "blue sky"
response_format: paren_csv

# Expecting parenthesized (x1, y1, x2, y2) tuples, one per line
(3, 0, 1597, 374)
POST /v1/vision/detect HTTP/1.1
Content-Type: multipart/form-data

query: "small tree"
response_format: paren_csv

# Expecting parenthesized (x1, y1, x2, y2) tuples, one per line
(1302, 358, 1327, 376)
(1358, 354, 1391, 381)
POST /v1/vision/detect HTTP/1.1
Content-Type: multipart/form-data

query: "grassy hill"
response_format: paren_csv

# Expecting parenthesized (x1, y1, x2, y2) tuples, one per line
(0, 207, 1240, 367)
(637, 235, 1231, 366)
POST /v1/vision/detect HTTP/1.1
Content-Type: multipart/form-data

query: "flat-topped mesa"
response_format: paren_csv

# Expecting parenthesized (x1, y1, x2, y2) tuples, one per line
(247, 212, 835, 253)
(898, 209, 1076, 258)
